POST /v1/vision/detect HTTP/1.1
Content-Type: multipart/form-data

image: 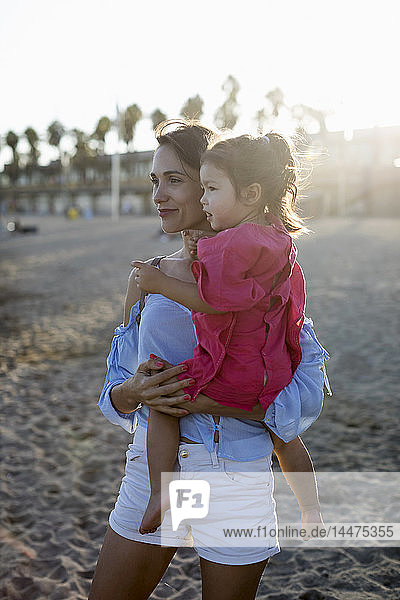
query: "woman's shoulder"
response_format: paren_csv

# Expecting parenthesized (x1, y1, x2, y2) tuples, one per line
(124, 255, 167, 325)
(144, 292, 191, 315)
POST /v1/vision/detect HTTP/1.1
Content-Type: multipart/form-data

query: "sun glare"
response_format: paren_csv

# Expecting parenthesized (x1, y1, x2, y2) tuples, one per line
(0, 0, 398, 166)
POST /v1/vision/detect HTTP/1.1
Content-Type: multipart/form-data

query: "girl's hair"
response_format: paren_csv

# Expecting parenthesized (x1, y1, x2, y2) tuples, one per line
(201, 133, 307, 235)
(155, 119, 217, 180)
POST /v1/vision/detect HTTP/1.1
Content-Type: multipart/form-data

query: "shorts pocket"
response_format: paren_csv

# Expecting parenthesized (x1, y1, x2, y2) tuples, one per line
(222, 457, 272, 488)
(178, 455, 211, 475)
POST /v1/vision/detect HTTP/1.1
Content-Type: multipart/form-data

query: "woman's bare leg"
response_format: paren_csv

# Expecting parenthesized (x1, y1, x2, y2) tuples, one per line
(88, 527, 177, 600)
(199, 556, 269, 600)
(140, 409, 180, 533)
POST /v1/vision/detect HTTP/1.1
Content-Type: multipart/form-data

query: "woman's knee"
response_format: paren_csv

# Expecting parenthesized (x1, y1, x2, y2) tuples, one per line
(199, 556, 269, 600)
(89, 527, 177, 600)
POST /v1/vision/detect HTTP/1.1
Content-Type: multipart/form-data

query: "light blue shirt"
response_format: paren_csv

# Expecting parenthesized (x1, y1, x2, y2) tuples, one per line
(98, 294, 330, 460)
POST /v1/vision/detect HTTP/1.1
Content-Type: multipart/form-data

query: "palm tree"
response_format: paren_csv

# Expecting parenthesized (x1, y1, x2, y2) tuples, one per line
(47, 120, 65, 160)
(266, 87, 284, 118)
(121, 104, 142, 151)
(180, 94, 204, 120)
(24, 127, 40, 166)
(304, 106, 328, 139)
(150, 109, 167, 130)
(6, 130, 19, 163)
(92, 116, 112, 155)
(5, 130, 20, 182)
(254, 108, 269, 135)
(214, 75, 240, 130)
(291, 104, 328, 140)
(72, 129, 96, 180)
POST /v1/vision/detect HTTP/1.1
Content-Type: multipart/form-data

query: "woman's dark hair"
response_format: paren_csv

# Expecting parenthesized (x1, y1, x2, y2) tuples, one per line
(155, 119, 217, 180)
(201, 133, 308, 235)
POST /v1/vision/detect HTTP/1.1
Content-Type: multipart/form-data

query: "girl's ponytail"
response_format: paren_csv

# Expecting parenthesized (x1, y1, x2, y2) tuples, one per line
(264, 133, 305, 235)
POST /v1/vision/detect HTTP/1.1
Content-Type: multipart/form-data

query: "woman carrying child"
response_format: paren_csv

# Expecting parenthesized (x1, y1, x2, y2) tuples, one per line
(90, 121, 329, 600)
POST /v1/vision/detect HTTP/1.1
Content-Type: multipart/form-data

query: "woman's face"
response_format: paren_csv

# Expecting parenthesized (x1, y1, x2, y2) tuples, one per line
(150, 144, 211, 234)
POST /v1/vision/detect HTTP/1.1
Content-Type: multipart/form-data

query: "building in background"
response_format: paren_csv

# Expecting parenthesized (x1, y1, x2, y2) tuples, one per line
(0, 127, 399, 218)
(0, 151, 154, 217)
(306, 125, 400, 217)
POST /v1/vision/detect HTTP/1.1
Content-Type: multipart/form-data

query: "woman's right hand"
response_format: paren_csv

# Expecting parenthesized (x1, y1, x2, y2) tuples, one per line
(110, 357, 193, 417)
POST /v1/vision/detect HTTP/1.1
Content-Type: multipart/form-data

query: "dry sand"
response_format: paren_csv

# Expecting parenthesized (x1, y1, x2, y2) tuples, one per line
(0, 215, 399, 599)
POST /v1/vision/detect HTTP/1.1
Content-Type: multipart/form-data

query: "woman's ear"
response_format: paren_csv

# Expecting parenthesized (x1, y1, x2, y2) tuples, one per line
(241, 183, 262, 206)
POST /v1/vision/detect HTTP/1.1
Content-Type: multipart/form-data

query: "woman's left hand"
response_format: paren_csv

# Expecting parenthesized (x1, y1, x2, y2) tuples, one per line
(148, 355, 265, 421)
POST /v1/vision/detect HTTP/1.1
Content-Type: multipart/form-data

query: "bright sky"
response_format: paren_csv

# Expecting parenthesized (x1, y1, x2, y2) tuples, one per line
(1, 0, 398, 165)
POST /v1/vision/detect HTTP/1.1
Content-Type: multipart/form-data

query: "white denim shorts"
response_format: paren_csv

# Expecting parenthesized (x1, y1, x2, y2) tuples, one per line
(109, 425, 279, 565)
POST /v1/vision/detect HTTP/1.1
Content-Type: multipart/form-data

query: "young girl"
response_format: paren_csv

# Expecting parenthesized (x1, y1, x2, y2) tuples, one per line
(133, 132, 327, 534)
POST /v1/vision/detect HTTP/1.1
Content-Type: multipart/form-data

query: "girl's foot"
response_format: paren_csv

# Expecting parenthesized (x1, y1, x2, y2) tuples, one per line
(139, 493, 163, 534)
(301, 508, 324, 541)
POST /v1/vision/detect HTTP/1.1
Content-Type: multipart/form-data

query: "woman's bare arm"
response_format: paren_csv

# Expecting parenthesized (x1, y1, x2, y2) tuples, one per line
(124, 255, 164, 325)
(123, 267, 141, 326)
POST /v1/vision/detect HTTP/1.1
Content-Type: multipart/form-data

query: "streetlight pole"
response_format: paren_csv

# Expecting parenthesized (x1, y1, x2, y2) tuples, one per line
(111, 104, 121, 221)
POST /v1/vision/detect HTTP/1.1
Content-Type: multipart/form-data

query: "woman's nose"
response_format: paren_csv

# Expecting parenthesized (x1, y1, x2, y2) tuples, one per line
(152, 181, 167, 202)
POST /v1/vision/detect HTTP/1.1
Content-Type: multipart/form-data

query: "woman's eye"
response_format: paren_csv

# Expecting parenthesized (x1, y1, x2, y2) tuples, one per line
(150, 177, 158, 186)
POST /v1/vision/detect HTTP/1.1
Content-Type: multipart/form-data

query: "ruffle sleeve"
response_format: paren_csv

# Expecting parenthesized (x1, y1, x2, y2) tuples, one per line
(263, 317, 331, 442)
(97, 301, 141, 433)
(191, 230, 274, 312)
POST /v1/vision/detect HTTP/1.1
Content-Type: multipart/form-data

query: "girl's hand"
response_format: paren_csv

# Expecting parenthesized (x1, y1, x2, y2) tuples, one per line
(110, 357, 193, 417)
(131, 261, 166, 293)
(182, 229, 217, 259)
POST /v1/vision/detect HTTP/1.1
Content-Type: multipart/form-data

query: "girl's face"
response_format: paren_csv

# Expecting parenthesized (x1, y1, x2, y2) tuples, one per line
(151, 144, 210, 234)
(200, 162, 253, 231)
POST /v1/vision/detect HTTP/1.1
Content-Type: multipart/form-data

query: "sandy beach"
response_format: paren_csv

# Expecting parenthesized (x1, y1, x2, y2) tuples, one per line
(1, 215, 399, 599)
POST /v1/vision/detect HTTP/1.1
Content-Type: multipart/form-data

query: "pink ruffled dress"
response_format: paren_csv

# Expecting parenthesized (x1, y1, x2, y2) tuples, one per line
(179, 215, 306, 411)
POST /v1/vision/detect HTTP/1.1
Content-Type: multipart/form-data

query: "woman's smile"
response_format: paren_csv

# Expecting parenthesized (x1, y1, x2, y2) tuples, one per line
(157, 208, 179, 217)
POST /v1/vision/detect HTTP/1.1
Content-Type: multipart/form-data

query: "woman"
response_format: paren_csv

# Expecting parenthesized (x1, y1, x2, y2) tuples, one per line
(89, 121, 327, 600)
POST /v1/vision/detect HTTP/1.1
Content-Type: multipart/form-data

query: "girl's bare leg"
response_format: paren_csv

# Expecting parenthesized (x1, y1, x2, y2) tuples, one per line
(200, 556, 269, 600)
(88, 527, 177, 600)
(269, 431, 323, 529)
(140, 409, 180, 534)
